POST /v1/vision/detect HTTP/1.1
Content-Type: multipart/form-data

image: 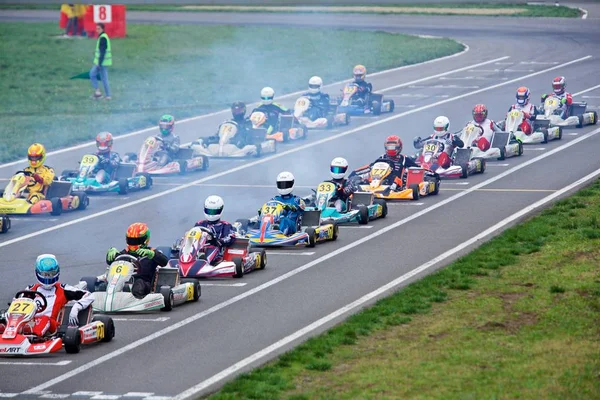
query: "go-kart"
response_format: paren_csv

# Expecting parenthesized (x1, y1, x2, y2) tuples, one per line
(293, 96, 350, 129)
(336, 83, 395, 116)
(458, 123, 522, 161)
(249, 111, 307, 142)
(234, 200, 338, 248)
(0, 214, 10, 234)
(59, 154, 152, 195)
(0, 171, 89, 216)
(415, 138, 485, 179)
(160, 226, 266, 279)
(191, 121, 276, 158)
(350, 159, 440, 201)
(499, 109, 561, 144)
(538, 96, 597, 128)
(303, 181, 386, 225)
(0, 290, 114, 355)
(124, 136, 209, 176)
(78, 254, 200, 312)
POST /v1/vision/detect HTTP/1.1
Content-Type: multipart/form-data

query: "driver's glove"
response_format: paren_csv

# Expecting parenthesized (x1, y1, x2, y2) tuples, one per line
(135, 248, 155, 259)
(560, 97, 567, 105)
(106, 247, 119, 263)
(32, 173, 44, 184)
(68, 302, 83, 326)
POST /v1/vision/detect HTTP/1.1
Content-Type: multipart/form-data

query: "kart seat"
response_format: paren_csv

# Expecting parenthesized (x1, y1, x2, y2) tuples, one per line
(453, 148, 472, 166)
(301, 210, 321, 227)
(491, 131, 511, 148)
(176, 148, 195, 160)
(56, 304, 93, 335)
(153, 267, 179, 292)
(45, 181, 72, 198)
(114, 163, 136, 179)
(229, 237, 250, 251)
(351, 192, 373, 208)
(569, 102, 588, 116)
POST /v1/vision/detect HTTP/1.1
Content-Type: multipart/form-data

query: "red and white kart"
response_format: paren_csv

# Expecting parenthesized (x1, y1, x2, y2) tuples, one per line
(416, 138, 485, 179)
(501, 109, 561, 144)
(162, 226, 266, 279)
(458, 123, 523, 161)
(0, 290, 114, 355)
(124, 136, 208, 175)
(538, 96, 597, 128)
(293, 96, 350, 129)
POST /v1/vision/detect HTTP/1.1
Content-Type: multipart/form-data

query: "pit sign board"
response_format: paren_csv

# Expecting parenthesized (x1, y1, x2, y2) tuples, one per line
(93, 5, 112, 24)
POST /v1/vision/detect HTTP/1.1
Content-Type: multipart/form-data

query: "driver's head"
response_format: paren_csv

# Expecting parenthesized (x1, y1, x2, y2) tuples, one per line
(433, 116, 450, 138)
(353, 65, 366, 82)
(126, 222, 151, 252)
(95, 131, 113, 155)
(158, 114, 175, 136)
(231, 101, 246, 122)
(35, 254, 60, 289)
(276, 171, 295, 196)
(204, 195, 224, 222)
(552, 76, 566, 95)
(27, 143, 46, 169)
(472, 104, 488, 124)
(385, 135, 402, 158)
(260, 87, 275, 105)
(516, 86, 530, 105)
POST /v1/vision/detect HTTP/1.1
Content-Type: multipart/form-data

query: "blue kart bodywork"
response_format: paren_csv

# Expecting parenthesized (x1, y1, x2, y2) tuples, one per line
(336, 83, 395, 116)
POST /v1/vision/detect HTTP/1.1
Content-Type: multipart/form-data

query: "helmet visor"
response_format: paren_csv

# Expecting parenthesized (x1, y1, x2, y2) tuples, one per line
(434, 126, 446, 132)
(28, 155, 43, 161)
(309, 83, 321, 89)
(126, 235, 148, 246)
(473, 112, 486, 122)
(204, 206, 223, 216)
(261, 96, 273, 101)
(331, 166, 348, 174)
(276, 180, 294, 190)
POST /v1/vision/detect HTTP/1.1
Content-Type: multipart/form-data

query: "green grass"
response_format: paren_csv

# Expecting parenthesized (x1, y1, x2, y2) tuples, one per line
(0, 3, 581, 18)
(207, 179, 600, 399)
(0, 22, 463, 164)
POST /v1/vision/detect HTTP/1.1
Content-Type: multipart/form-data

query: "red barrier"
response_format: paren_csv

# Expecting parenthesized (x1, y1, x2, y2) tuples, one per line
(68, 4, 127, 38)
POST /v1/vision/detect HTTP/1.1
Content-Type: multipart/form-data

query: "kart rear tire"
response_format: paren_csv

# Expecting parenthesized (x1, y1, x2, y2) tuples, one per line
(232, 257, 244, 278)
(118, 178, 128, 195)
(409, 184, 420, 201)
(160, 287, 174, 312)
(81, 276, 97, 293)
(518, 142, 524, 156)
(1, 215, 10, 233)
(201, 155, 209, 171)
(50, 197, 63, 216)
(64, 327, 81, 354)
(593, 111, 598, 125)
(557, 127, 563, 140)
(357, 205, 369, 225)
(374, 198, 387, 218)
(93, 315, 115, 342)
(300, 126, 308, 140)
(460, 164, 468, 179)
(178, 160, 187, 175)
(254, 143, 262, 158)
(388, 100, 395, 113)
(192, 280, 201, 301)
(432, 179, 441, 196)
(477, 158, 486, 174)
(305, 227, 317, 248)
(577, 115, 584, 128)
(135, 172, 153, 190)
(541, 128, 549, 144)
(331, 224, 339, 241)
(258, 249, 267, 270)
(75, 192, 89, 210)
(497, 148, 506, 161)
(372, 101, 381, 116)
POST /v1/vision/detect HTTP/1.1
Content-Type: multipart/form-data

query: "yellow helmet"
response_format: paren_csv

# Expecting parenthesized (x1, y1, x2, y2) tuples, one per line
(353, 65, 366, 81)
(27, 143, 46, 168)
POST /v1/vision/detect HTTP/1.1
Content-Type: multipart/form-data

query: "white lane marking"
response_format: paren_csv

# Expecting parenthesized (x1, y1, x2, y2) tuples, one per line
(0, 44, 470, 170)
(0, 360, 71, 366)
(468, 69, 533, 73)
(151, 183, 314, 189)
(2, 57, 593, 251)
(566, 133, 579, 136)
(111, 317, 170, 322)
(40, 395, 70, 399)
(267, 251, 315, 256)
(339, 225, 373, 229)
(91, 196, 131, 200)
(72, 392, 104, 396)
(444, 181, 470, 185)
(90, 396, 121, 400)
(582, 95, 600, 99)
(574, 85, 600, 96)
(174, 163, 600, 400)
(408, 84, 480, 89)
(439, 76, 489, 80)
(520, 61, 559, 65)
(527, 147, 546, 151)
(378, 56, 508, 93)
(486, 163, 510, 167)
(387, 202, 425, 206)
(0, 394, 18, 398)
(19, 125, 600, 395)
(495, 62, 513, 65)
(201, 283, 247, 287)
(123, 393, 156, 397)
(144, 397, 173, 400)
(385, 93, 429, 98)
(9, 218, 59, 222)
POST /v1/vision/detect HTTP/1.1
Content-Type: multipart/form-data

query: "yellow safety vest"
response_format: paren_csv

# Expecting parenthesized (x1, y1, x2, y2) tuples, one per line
(93, 32, 112, 66)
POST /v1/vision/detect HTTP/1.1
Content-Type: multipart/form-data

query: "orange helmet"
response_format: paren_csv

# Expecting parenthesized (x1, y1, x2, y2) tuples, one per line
(516, 86, 530, 105)
(27, 143, 46, 168)
(384, 135, 402, 157)
(472, 104, 488, 124)
(96, 131, 113, 154)
(353, 65, 366, 82)
(126, 222, 151, 252)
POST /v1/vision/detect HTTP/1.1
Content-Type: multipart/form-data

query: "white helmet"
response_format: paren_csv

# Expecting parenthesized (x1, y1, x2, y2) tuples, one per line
(308, 76, 323, 94)
(433, 116, 450, 138)
(276, 171, 295, 196)
(260, 87, 275, 105)
(204, 195, 224, 222)
(330, 157, 349, 180)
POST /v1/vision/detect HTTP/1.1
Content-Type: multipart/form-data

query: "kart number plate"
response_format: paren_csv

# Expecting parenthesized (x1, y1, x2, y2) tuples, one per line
(424, 143, 438, 153)
(80, 155, 99, 167)
(510, 110, 521, 118)
(8, 299, 34, 314)
(317, 182, 335, 193)
(109, 262, 130, 276)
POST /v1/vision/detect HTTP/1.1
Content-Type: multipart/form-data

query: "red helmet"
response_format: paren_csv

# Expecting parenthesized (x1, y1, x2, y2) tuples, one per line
(95, 131, 113, 154)
(384, 135, 402, 157)
(472, 104, 488, 124)
(552, 76, 566, 95)
(516, 86, 530, 105)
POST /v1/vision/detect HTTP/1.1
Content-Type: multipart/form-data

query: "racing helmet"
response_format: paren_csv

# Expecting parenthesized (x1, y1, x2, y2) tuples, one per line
(276, 171, 295, 196)
(472, 104, 488, 124)
(159, 114, 175, 136)
(261, 87, 275, 105)
(516, 86, 530, 105)
(126, 222, 151, 252)
(27, 143, 46, 169)
(385, 135, 403, 157)
(95, 131, 113, 154)
(204, 195, 224, 222)
(353, 65, 366, 82)
(231, 101, 246, 121)
(552, 76, 566, 95)
(35, 254, 60, 290)
(433, 116, 450, 138)
(308, 76, 323, 94)
(330, 157, 349, 180)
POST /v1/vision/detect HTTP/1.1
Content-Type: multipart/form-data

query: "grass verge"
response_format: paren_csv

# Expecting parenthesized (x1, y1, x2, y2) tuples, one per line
(207, 180, 600, 399)
(0, 3, 581, 18)
(0, 23, 462, 164)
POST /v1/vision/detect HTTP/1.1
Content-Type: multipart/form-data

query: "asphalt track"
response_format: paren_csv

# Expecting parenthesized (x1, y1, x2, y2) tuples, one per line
(1, 10, 600, 400)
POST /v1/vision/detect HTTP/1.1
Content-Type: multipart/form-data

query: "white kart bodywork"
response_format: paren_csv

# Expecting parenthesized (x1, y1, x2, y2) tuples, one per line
(293, 96, 349, 129)
(192, 122, 275, 158)
(538, 96, 580, 127)
(504, 109, 560, 144)
(459, 123, 521, 160)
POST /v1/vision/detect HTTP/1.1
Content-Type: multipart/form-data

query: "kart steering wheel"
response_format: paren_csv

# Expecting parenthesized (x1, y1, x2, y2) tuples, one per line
(195, 226, 215, 238)
(113, 254, 142, 273)
(14, 290, 47, 313)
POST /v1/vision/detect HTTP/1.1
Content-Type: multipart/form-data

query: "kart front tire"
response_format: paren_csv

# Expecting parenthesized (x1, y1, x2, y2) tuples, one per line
(232, 257, 244, 278)
(409, 184, 420, 201)
(192, 280, 201, 301)
(557, 127, 563, 140)
(460, 164, 468, 179)
(118, 178, 128, 195)
(388, 100, 395, 113)
(518, 142, 524, 156)
(357, 205, 369, 225)
(50, 197, 62, 216)
(305, 227, 317, 248)
(258, 249, 267, 270)
(178, 160, 187, 175)
(372, 101, 381, 116)
(93, 315, 115, 342)
(64, 327, 81, 354)
(0, 215, 10, 233)
(135, 172, 153, 190)
(73, 192, 89, 210)
(374, 198, 387, 218)
(432, 179, 441, 196)
(331, 224, 339, 241)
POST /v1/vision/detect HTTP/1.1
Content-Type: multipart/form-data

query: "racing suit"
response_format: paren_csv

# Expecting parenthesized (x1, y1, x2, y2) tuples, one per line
(252, 103, 291, 134)
(507, 103, 540, 135)
(541, 92, 573, 119)
(158, 133, 181, 164)
(414, 134, 464, 169)
(466, 119, 502, 152)
(351, 81, 373, 107)
(354, 154, 419, 191)
(94, 151, 121, 183)
(14, 283, 93, 337)
(193, 220, 236, 265)
(106, 248, 168, 298)
(205, 118, 254, 148)
(301, 92, 331, 120)
(23, 165, 55, 203)
(328, 178, 358, 212)
(263, 194, 305, 235)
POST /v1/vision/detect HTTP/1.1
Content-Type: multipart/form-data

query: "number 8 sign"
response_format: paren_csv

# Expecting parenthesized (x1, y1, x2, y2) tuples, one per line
(94, 5, 112, 23)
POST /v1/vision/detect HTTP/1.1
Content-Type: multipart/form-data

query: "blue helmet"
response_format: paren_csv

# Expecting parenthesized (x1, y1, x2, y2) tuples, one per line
(35, 254, 60, 289)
